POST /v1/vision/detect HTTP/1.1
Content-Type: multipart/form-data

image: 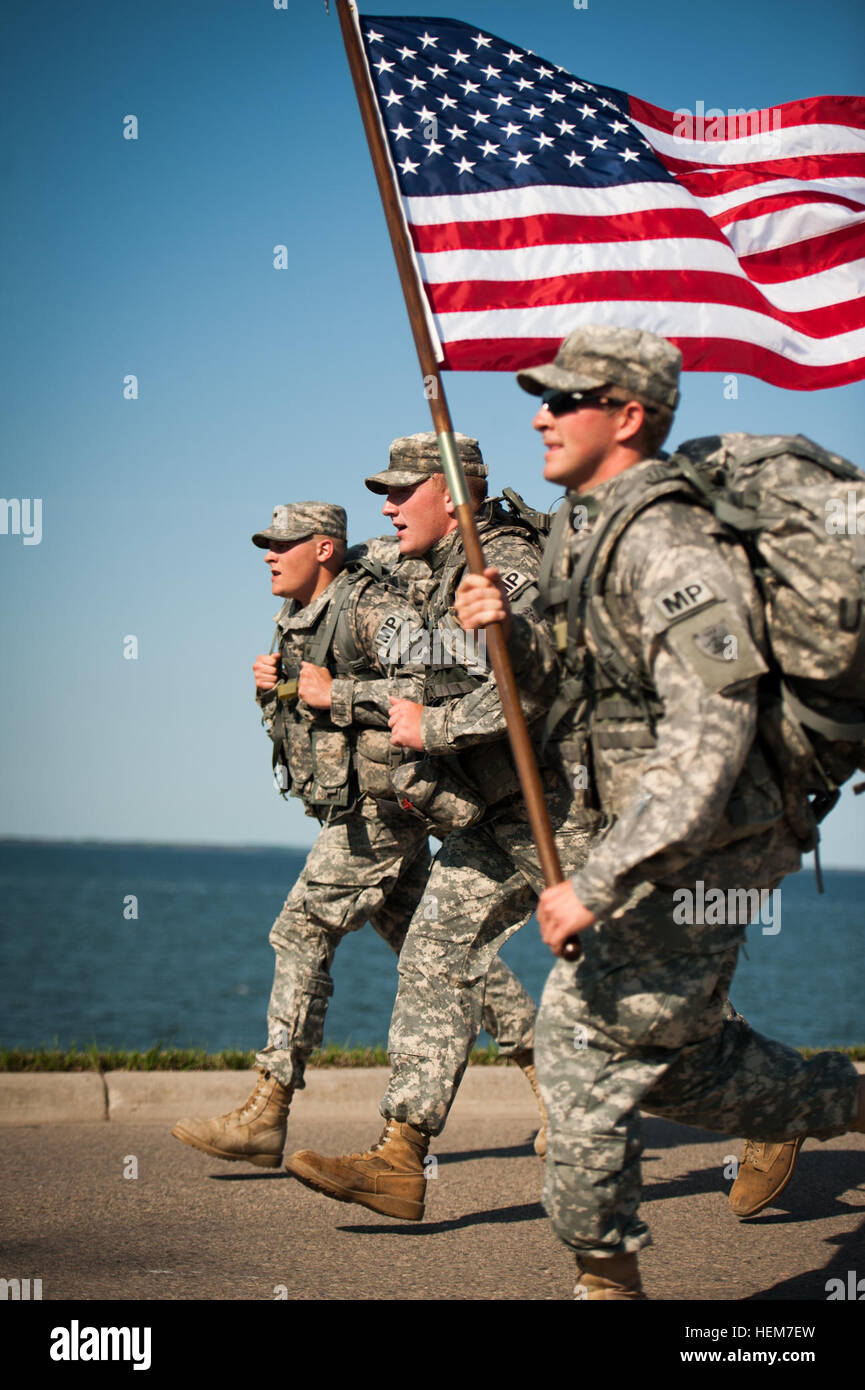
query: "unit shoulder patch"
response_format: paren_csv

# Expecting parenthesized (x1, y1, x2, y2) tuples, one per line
(663, 605, 768, 692)
(692, 621, 737, 662)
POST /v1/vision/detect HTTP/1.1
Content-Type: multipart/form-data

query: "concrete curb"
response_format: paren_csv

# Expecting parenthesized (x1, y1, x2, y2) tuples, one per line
(0, 1066, 542, 1125)
(0, 1072, 108, 1124)
(3, 1063, 861, 1126)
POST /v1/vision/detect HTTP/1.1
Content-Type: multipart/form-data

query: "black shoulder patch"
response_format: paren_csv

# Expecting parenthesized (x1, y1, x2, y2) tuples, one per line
(654, 577, 716, 625)
(499, 567, 532, 597)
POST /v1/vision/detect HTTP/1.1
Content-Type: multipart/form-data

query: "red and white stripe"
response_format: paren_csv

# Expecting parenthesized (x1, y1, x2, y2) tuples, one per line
(406, 95, 865, 388)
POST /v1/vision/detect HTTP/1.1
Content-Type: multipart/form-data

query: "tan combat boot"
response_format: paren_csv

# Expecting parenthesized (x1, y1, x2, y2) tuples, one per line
(511, 1048, 548, 1158)
(574, 1253, 647, 1301)
(728, 1138, 803, 1218)
(285, 1118, 429, 1220)
(171, 1067, 292, 1168)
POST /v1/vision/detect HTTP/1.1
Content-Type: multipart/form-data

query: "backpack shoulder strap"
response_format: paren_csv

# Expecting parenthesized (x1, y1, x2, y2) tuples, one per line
(344, 550, 388, 582)
(573, 465, 689, 603)
(539, 469, 686, 752)
(302, 572, 364, 669)
(570, 468, 698, 688)
(304, 551, 415, 670)
(332, 560, 417, 674)
(537, 495, 579, 613)
(332, 580, 370, 675)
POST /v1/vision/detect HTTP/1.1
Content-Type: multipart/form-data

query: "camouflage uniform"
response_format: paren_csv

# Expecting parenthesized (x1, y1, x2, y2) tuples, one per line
(251, 504, 537, 1092)
(508, 327, 861, 1257)
(382, 782, 595, 1135)
(359, 436, 601, 1136)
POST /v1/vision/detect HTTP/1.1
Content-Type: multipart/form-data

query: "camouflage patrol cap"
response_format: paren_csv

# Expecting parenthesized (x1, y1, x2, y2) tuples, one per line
(251, 502, 347, 548)
(516, 324, 681, 409)
(364, 432, 487, 494)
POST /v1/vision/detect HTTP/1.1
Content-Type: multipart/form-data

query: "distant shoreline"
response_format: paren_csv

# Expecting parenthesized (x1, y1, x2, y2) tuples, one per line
(0, 836, 313, 852)
(1, 836, 862, 870)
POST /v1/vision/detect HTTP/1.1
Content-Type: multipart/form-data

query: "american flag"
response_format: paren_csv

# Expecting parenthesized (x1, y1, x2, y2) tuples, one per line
(358, 13, 865, 389)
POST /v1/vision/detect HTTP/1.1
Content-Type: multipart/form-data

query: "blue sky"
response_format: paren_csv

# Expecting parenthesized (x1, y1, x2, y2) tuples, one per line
(0, 0, 863, 863)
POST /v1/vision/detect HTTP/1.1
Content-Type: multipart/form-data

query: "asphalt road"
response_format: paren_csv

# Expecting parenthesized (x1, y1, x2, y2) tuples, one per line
(2, 1110, 863, 1302)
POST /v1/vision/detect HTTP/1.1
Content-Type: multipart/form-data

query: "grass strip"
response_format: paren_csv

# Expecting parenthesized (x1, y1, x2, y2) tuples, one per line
(0, 1042, 507, 1071)
(1, 1043, 863, 1071)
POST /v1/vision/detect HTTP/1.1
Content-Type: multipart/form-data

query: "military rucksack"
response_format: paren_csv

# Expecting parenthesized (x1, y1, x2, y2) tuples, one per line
(548, 433, 865, 870)
(499, 487, 557, 542)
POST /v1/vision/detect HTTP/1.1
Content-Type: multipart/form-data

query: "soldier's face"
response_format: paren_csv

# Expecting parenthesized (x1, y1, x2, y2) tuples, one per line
(265, 537, 322, 601)
(381, 477, 457, 556)
(532, 399, 625, 491)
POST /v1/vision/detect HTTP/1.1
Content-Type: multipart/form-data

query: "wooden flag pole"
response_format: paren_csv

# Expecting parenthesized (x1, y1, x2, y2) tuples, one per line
(334, 0, 573, 927)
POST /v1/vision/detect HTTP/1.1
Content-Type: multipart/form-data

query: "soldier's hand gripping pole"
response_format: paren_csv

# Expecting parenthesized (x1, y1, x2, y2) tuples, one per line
(334, 0, 577, 955)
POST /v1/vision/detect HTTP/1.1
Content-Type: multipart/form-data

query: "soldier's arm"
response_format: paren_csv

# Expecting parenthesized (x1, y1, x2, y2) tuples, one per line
(420, 534, 557, 753)
(507, 610, 561, 694)
(570, 502, 768, 919)
(456, 576, 561, 701)
(328, 587, 427, 730)
(419, 637, 552, 750)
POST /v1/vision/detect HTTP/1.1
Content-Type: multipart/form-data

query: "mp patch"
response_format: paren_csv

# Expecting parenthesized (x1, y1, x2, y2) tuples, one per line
(499, 568, 532, 597)
(374, 613, 405, 650)
(654, 577, 717, 625)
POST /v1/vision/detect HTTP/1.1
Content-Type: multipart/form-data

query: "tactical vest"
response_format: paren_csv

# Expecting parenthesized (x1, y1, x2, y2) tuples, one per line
(267, 556, 400, 816)
(267, 499, 553, 830)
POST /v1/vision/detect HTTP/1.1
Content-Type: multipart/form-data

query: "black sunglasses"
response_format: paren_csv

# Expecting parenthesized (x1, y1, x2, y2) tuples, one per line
(539, 388, 622, 417)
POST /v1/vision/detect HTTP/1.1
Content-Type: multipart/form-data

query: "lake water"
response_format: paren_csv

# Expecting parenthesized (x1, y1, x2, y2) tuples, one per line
(0, 840, 862, 1053)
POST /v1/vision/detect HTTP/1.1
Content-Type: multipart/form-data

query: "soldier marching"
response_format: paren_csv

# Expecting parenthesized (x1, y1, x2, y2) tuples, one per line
(174, 330, 864, 1301)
